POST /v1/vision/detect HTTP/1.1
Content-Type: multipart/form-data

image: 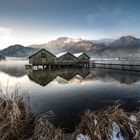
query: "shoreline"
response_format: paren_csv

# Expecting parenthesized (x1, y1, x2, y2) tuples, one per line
(0, 92, 140, 140)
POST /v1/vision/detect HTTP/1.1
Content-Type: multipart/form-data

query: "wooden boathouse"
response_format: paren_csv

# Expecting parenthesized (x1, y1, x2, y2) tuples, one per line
(27, 48, 90, 69)
(56, 52, 78, 67)
(74, 53, 90, 67)
(28, 49, 57, 68)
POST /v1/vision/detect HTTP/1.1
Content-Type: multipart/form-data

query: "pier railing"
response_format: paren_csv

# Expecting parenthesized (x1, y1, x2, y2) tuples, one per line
(90, 59, 140, 71)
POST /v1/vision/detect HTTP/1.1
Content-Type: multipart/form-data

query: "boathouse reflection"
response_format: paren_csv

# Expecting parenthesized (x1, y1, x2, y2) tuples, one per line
(26, 68, 90, 86)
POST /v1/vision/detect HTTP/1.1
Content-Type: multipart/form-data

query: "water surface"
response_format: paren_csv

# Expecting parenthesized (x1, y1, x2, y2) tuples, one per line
(0, 60, 140, 131)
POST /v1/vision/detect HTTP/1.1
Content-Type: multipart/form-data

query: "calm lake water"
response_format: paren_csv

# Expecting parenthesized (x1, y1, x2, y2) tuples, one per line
(0, 60, 140, 131)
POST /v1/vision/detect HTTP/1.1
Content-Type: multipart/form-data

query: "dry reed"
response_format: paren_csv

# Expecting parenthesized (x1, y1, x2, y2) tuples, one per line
(0, 93, 34, 140)
(0, 89, 140, 140)
(32, 114, 64, 140)
(73, 105, 140, 140)
(0, 89, 64, 140)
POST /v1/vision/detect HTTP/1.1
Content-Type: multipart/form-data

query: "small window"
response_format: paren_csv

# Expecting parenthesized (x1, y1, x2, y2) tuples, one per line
(29, 58, 32, 64)
(41, 52, 46, 58)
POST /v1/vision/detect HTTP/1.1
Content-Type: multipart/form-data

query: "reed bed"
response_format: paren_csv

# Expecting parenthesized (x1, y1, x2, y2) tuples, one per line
(0, 91, 64, 140)
(73, 105, 140, 140)
(32, 114, 64, 140)
(0, 93, 34, 140)
(0, 90, 140, 140)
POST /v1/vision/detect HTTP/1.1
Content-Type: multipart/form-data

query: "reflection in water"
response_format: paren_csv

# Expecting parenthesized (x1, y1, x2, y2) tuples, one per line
(26, 68, 140, 86)
(27, 69, 58, 86)
(1, 61, 140, 131)
(26, 68, 90, 86)
(25, 67, 140, 132)
(0, 60, 27, 77)
(85, 69, 140, 85)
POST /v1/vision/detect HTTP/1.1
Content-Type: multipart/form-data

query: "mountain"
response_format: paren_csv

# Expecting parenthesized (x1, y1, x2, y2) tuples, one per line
(92, 38, 115, 45)
(98, 36, 140, 58)
(1, 44, 39, 58)
(28, 36, 140, 58)
(0, 52, 5, 60)
(29, 37, 107, 57)
(1, 36, 140, 59)
(110, 36, 140, 47)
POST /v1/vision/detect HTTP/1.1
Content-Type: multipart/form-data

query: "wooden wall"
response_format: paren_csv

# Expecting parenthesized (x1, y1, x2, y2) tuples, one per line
(29, 50, 57, 65)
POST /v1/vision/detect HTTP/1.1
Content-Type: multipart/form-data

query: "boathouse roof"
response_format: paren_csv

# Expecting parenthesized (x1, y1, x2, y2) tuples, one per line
(73, 53, 83, 57)
(73, 52, 90, 59)
(56, 52, 78, 59)
(56, 52, 68, 58)
(28, 48, 56, 58)
(28, 48, 90, 59)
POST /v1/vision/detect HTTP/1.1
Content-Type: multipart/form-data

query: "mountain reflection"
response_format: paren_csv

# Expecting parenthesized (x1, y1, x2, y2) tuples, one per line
(26, 68, 140, 86)
(0, 61, 27, 77)
(26, 68, 90, 86)
(85, 69, 140, 85)
(0, 60, 140, 86)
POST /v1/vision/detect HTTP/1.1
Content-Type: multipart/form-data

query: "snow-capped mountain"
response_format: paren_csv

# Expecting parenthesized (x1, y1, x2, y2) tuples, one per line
(29, 37, 107, 55)
(110, 36, 140, 47)
(1, 36, 140, 59)
(1, 44, 38, 58)
(93, 38, 115, 45)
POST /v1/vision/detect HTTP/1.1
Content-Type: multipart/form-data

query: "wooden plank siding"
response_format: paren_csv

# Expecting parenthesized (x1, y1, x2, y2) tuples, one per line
(76, 53, 90, 67)
(77, 53, 90, 62)
(57, 52, 77, 66)
(28, 49, 90, 68)
(29, 49, 57, 66)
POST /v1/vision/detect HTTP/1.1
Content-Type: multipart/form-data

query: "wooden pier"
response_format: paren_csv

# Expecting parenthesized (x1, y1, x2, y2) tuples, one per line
(91, 60, 140, 72)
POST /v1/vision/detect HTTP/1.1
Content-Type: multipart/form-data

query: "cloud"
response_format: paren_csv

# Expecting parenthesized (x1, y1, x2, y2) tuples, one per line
(114, 7, 123, 16)
(0, 27, 13, 35)
(86, 6, 110, 25)
(87, 13, 101, 24)
(81, 8, 95, 12)
(86, 5, 124, 25)
(98, 6, 108, 13)
(0, 27, 16, 49)
(117, 32, 134, 37)
(85, 5, 108, 24)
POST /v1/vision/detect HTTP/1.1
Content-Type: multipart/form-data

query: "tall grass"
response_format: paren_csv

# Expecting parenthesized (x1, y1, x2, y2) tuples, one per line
(0, 90, 64, 140)
(32, 115, 64, 140)
(0, 93, 34, 140)
(73, 105, 140, 140)
(0, 89, 140, 140)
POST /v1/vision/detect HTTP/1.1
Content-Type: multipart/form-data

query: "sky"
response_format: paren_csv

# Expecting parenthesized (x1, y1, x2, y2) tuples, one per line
(0, 0, 140, 49)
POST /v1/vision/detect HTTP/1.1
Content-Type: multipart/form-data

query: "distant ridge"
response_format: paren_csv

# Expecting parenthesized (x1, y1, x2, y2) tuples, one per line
(28, 37, 107, 56)
(110, 36, 140, 47)
(0, 52, 5, 60)
(1, 36, 140, 58)
(1, 44, 39, 58)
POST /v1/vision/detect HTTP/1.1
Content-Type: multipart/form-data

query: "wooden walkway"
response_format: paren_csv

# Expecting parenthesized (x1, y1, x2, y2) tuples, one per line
(91, 60, 140, 72)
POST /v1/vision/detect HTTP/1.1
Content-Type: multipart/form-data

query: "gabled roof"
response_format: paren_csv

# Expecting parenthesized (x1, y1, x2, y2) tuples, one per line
(74, 52, 90, 59)
(56, 52, 68, 58)
(83, 53, 90, 59)
(73, 53, 83, 57)
(56, 52, 77, 59)
(28, 48, 56, 58)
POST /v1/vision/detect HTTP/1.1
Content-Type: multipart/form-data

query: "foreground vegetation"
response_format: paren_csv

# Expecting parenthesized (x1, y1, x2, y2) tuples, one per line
(0, 91, 140, 140)
(74, 105, 140, 140)
(0, 92, 64, 140)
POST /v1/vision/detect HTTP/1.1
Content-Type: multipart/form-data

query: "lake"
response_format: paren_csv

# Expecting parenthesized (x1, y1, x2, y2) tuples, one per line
(0, 60, 140, 132)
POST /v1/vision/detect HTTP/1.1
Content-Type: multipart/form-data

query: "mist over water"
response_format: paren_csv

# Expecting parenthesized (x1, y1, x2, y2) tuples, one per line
(0, 60, 140, 131)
